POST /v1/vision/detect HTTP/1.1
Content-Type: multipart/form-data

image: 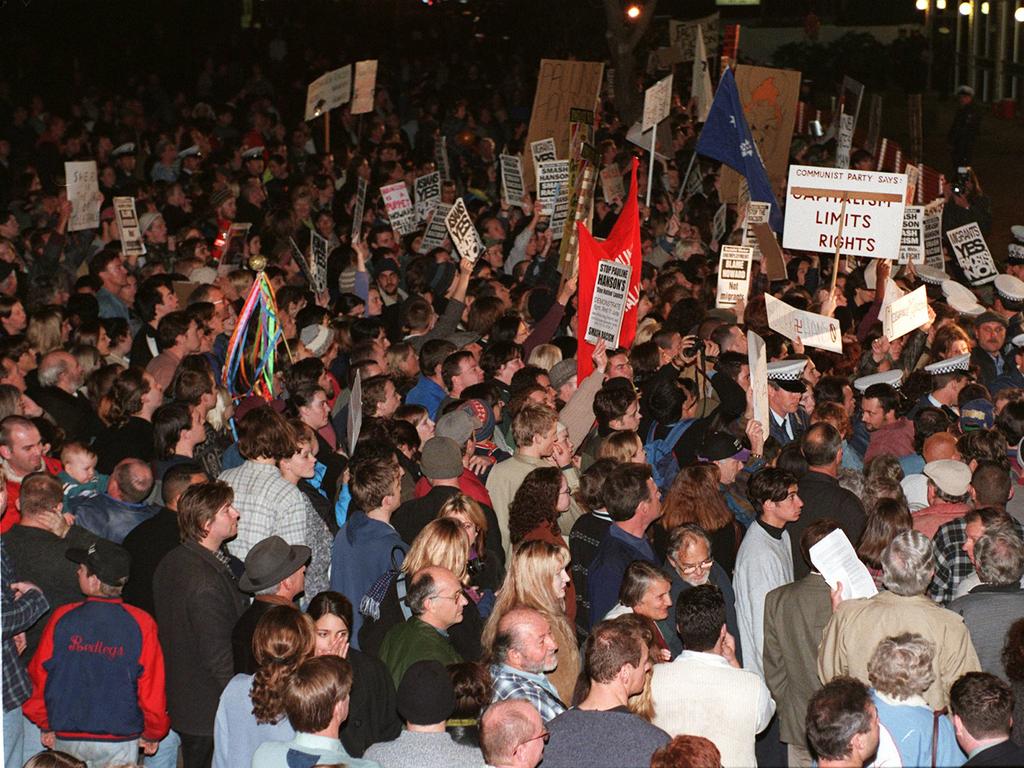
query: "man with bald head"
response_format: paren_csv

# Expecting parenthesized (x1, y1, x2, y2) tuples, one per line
(481, 700, 546, 768)
(28, 350, 101, 444)
(489, 607, 565, 722)
(923, 431, 961, 462)
(67, 458, 159, 544)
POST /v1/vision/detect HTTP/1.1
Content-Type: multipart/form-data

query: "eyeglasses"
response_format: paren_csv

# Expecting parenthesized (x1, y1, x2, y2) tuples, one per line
(558, 488, 571, 497)
(517, 730, 550, 749)
(430, 592, 463, 602)
(679, 557, 714, 574)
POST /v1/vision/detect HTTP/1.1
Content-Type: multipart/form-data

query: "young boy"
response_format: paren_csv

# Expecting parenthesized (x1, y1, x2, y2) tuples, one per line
(57, 442, 109, 499)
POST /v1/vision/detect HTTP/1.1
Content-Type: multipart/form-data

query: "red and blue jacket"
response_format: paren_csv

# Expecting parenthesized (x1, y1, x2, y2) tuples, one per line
(24, 597, 169, 742)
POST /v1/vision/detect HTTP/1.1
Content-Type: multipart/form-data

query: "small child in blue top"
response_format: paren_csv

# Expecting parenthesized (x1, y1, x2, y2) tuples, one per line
(57, 442, 109, 500)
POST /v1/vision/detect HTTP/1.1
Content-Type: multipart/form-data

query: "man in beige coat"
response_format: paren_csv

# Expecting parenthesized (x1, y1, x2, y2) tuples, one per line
(818, 530, 980, 710)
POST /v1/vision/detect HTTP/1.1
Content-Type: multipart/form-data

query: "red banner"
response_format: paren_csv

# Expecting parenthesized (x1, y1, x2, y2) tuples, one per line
(576, 157, 642, 382)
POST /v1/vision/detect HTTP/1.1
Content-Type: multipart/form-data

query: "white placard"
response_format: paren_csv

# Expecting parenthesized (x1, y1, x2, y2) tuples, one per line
(923, 202, 944, 269)
(445, 198, 484, 264)
(834, 113, 855, 170)
(351, 60, 378, 115)
(691, 23, 713, 123)
(414, 172, 441, 223)
(537, 160, 569, 216)
(600, 165, 625, 203)
(947, 222, 998, 286)
(66, 161, 101, 232)
(765, 293, 843, 353)
(113, 197, 146, 257)
(380, 181, 417, 237)
(304, 65, 352, 121)
(309, 231, 329, 295)
(642, 74, 673, 132)
(584, 260, 632, 348)
(742, 202, 771, 261)
(530, 138, 557, 175)
(716, 245, 753, 309)
(783, 165, 908, 259)
(669, 14, 720, 60)
(500, 154, 526, 207)
(351, 177, 367, 243)
(712, 203, 728, 243)
(897, 205, 925, 265)
(810, 529, 879, 601)
(419, 202, 452, 254)
(883, 285, 929, 342)
(748, 330, 769, 439)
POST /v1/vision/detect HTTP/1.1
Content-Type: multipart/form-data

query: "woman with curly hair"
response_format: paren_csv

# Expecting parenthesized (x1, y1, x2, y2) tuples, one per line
(482, 540, 579, 705)
(658, 463, 741, 574)
(212, 605, 317, 768)
(91, 367, 163, 473)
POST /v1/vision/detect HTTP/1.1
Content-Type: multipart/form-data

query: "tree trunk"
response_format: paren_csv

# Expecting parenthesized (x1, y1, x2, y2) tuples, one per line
(603, 0, 659, 126)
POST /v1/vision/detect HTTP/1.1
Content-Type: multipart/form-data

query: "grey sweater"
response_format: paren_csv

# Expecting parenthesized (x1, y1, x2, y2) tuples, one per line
(541, 707, 671, 768)
(363, 730, 484, 768)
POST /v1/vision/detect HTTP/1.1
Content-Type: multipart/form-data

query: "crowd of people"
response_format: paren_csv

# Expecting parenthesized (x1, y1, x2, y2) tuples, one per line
(0, 14, 1023, 768)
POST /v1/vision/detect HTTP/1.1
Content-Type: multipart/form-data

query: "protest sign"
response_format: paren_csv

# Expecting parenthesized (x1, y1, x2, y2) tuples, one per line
(113, 197, 146, 257)
(434, 136, 451, 182)
(834, 113, 854, 170)
(897, 205, 925, 265)
(752, 222, 787, 281)
(923, 201, 944, 269)
(500, 155, 526, 207)
(748, 330, 769, 438)
(839, 75, 865, 129)
(583, 260, 632, 347)
(309, 231, 329, 295)
(642, 74, 673, 132)
(304, 65, 352, 121)
(600, 164, 625, 204)
(348, 371, 362, 455)
(742, 202, 771, 260)
(380, 181, 417, 236)
(222, 223, 251, 266)
(351, 60, 377, 115)
(537, 160, 569, 216)
(530, 138, 557, 178)
(414, 171, 441, 223)
(419, 203, 452, 254)
(66, 161, 101, 232)
(525, 60, 604, 189)
(883, 285, 929, 342)
(712, 203, 728, 243)
(669, 14, 719, 59)
(783, 165, 907, 259)
(765, 294, 842, 353)
(559, 149, 598, 273)
(289, 237, 315, 287)
(718, 65, 801, 205)
(351, 177, 367, 243)
(691, 24, 714, 123)
(904, 164, 920, 204)
(445, 198, 484, 263)
(715, 245, 753, 309)
(947, 222, 997, 286)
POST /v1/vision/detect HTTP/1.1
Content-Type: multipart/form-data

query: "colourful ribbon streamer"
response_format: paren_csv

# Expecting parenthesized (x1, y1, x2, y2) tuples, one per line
(222, 271, 291, 401)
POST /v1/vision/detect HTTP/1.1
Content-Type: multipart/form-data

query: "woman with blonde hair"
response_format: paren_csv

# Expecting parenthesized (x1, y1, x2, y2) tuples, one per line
(527, 343, 562, 372)
(26, 307, 65, 357)
(482, 539, 579, 705)
(597, 430, 646, 465)
(658, 463, 741, 574)
(213, 606, 317, 768)
(437, 492, 503, 592)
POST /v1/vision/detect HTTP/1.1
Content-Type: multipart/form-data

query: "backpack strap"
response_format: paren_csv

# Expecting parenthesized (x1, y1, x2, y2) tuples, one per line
(396, 573, 413, 621)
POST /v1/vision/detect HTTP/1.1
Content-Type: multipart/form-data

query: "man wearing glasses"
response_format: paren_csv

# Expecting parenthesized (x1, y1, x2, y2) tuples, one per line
(480, 700, 547, 768)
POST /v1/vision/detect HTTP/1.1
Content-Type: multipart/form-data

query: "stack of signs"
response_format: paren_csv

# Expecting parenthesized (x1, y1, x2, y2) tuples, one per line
(419, 202, 452, 254)
(600, 165, 625, 203)
(444, 198, 484, 263)
(883, 285, 929, 342)
(922, 200, 944, 269)
(741, 202, 771, 260)
(351, 177, 368, 243)
(380, 181, 417, 236)
(834, 113, 855, 170)
(351, 60, 378, 115)
(113, 197, 146, 257)
(748, 330, 769, 437)
(537, 159, 569, 218)
(783, 166, 907, 260)
(584, 260, 632, 347)
(309, 231, 329, 295)
(66, 161, 101, 232)
(500, 155, 526, 208)
(715, 245, 753, 309)
(434, 136, 451, 182)
(712, 203, 729, 243)
(897, 206, 925, 265)
(765, 294, 842, 353)
(414, 172, 441, 224)
(304, 66, 352, 121)
(946, 222, 997, 286)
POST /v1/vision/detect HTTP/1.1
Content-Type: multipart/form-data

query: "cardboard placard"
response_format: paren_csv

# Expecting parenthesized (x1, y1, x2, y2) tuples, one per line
(742, 202, 771, 261)
(923, 201, 944, 269)
(947, 222, 997, 286)
(537, 160, 569, 216)
(642, 74, 673, 132)
(883, 285, 929, 342)
(765, 294, 842, 353)
(748, 330, 769, 438)
(530, 138, 557, 178)
(669, 14, 720, 59)
(351, 177, 367, 243)
(898, 205, 925, 265)
(752, 222, 787, 281)
(309, 231, 329, 295)
(380, 181, 417, 236)
(716, 245, 753, 309)
(835, 113, 854, 170)
(419, 202, 452, 254)
(444, 198, 484, 263)
(304, 65, 352, 121)
(691, 23, 714, 123)
(584, 260, 632, 347)
(113, 197, 146, 257)
(66, 161, 101, 232)
(783, 165, 907, 259)
(600, 165, 625, 204)
(413, 172, 441, 224)
(351, 60, 378, 115)
(500, 154, 526, 207)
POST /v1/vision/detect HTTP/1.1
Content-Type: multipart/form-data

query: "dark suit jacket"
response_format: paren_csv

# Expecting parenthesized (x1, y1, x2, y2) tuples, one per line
(963, 739, 1024, 766)
(763, 573, 833, 747)
(971, 347, 1008, 390)
(231, 597, 285, 674)
(30, 386, 103, 444)
(791, 470, 866, 579)
(392, 485, 460, 545)
(768, 407, 808, 447)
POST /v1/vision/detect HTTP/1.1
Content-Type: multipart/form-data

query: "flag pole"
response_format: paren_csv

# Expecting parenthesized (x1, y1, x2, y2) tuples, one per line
(677, 151, 697, 201)
(646, 127, 657, 207)
(829, 192, 850, 296)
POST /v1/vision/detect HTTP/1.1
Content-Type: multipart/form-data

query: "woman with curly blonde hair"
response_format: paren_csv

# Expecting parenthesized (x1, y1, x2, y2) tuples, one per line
(438, 492, 503, 592)
(658, 463, 741, 574)
(212, 606, 317, 768)
(482, 540, 579, 705)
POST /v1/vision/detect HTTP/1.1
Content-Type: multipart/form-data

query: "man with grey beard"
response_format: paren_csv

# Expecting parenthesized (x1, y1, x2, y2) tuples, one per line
(662, 524, 741, 662)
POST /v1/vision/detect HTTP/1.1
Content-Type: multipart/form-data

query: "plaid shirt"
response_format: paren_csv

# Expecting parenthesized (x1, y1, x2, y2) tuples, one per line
(490, 664, 566, 723)
(2, 541, 49, 712)
(930, 516, 1024, 604)
(220, 460, 309, 560)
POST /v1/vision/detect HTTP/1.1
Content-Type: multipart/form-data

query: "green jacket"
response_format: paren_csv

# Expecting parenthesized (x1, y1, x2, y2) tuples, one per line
(378, 616, 463, 687)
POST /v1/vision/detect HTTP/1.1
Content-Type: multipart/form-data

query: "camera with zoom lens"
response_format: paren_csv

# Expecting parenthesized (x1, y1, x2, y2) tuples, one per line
(684, 338, 705, 358)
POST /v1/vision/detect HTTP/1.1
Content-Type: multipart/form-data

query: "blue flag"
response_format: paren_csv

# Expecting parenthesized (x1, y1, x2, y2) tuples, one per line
(695, 68, 784, 233)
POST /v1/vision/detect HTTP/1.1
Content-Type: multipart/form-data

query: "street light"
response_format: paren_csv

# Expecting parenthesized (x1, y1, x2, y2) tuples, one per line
(1016, 5, 1024, 21)
(980, 1, 989, 13)
(959, 1, 972, 14)
(625, 4, 641, 20)
(937, 0, 946, 7)
(916, 0, 928, 10)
